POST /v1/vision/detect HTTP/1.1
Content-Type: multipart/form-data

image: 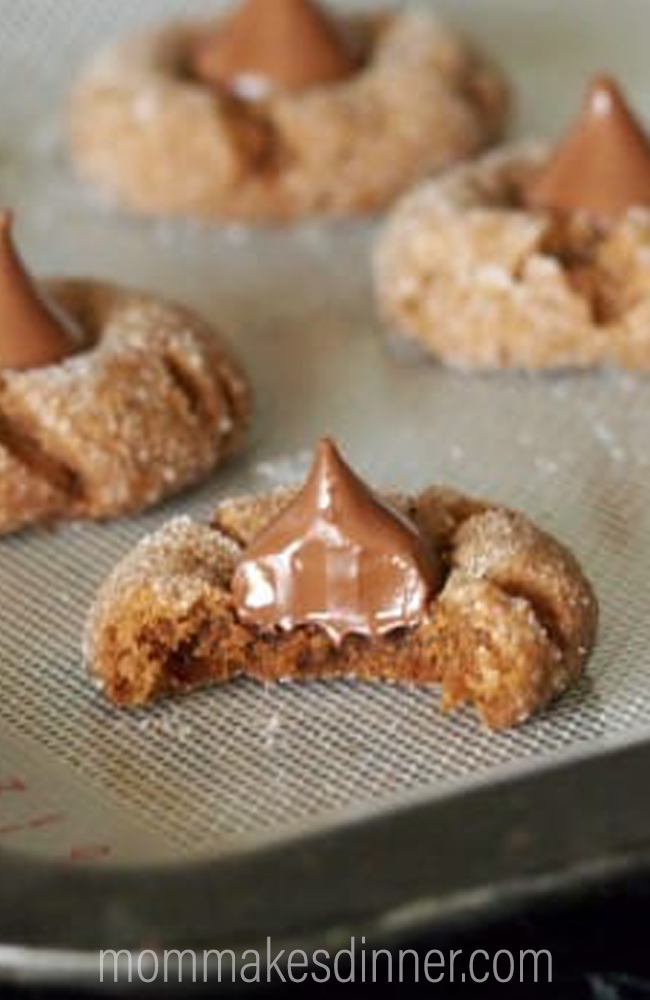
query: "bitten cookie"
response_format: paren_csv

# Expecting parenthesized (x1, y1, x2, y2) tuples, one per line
(68, 1, 509, 223)
(375, 76, 650, 370)
(85, 440, 597, 730)
(0, 213, 250, 534)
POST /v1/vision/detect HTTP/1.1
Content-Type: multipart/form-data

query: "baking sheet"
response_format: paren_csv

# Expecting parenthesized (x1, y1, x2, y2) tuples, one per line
(1, 0, 650, 866)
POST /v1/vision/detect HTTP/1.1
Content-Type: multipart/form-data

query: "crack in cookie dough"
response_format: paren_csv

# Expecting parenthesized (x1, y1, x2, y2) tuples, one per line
(69, 10, 509, 223)
(0, 280, 251, 534)
(0, 398, 83, 501)
(375, 142, 650, 370)
(85, 487, 597, 729)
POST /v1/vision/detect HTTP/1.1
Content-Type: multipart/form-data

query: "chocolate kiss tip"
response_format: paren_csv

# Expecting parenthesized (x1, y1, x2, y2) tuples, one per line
(589, 74, 621, 99)
(0, 209, 77, 371)
(190, 0, 357, 95)
(584, 75, 632, 119)
(526, 74, 650, 220)
(310, 436, 360, 501)
(232, 437, 441, 643)
(315, 435, 339, 464)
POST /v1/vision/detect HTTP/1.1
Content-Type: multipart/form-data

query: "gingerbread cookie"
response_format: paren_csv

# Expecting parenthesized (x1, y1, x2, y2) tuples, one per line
(85, 439, 597, 730)
(375, 76, 650, 370)
(0, 212, 250, 534)
(68, 0, 509, 223)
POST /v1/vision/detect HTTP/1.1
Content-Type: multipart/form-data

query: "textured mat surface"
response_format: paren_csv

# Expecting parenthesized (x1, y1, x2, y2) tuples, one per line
(0, 0, 649, 866)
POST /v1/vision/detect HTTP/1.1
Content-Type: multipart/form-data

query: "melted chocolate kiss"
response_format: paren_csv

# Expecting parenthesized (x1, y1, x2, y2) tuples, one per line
(0, 211, 77, 371)
(526, 75, 650, 221)
(190, 0, 358, 98)
(232, 438, 440, 643)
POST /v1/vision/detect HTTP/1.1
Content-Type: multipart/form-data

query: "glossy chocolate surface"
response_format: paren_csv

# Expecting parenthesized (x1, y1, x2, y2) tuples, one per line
(190, 0, 358, 98)
(527, 76, 650, 220)
(0, 211, 77, 370)
(232, 438, 440, 642)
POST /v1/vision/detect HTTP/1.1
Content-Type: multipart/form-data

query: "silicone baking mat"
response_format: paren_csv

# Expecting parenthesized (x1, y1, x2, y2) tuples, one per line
(1, 0, 649, 867)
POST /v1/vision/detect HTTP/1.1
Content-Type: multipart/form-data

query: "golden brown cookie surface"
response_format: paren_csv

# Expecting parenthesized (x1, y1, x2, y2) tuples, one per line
(375, 142, 650, 370)
(0, 280, 250, 534)
(85, 485, 597, 729)
(69, 9, 509, 223)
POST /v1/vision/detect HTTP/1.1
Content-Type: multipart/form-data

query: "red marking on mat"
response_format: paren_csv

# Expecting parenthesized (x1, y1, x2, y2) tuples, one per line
(0, 822, 22, 836)
(0, 812, 65, 837)
(29, 812, 65, 830)
(0, 777, 26, 796)
(69, 844, 112, 862)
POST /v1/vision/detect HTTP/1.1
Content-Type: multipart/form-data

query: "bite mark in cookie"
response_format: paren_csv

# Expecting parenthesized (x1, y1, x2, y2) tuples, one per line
(85, 442, 597, 730)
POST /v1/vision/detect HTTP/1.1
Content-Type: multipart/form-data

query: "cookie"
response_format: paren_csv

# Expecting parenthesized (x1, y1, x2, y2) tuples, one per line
(85, 440, 597, 730)
(0, 216, 250, 534)
(68, 4, 509, 223)
(375, 76, 650, 371)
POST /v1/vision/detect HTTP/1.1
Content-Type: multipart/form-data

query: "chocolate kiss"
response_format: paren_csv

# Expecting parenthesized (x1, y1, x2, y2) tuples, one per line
(232, 438, 440, 642)
(526, 76, 650, 220)
(190, 0, 358, 97)
(0, 211, 77, 371)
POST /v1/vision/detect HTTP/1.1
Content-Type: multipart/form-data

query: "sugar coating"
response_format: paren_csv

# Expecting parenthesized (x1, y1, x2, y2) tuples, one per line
(0, 280, 251, 534)
(68, 9, 509, 223)
(374, 142, 650, 370)
(85, 485, 597, 730)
